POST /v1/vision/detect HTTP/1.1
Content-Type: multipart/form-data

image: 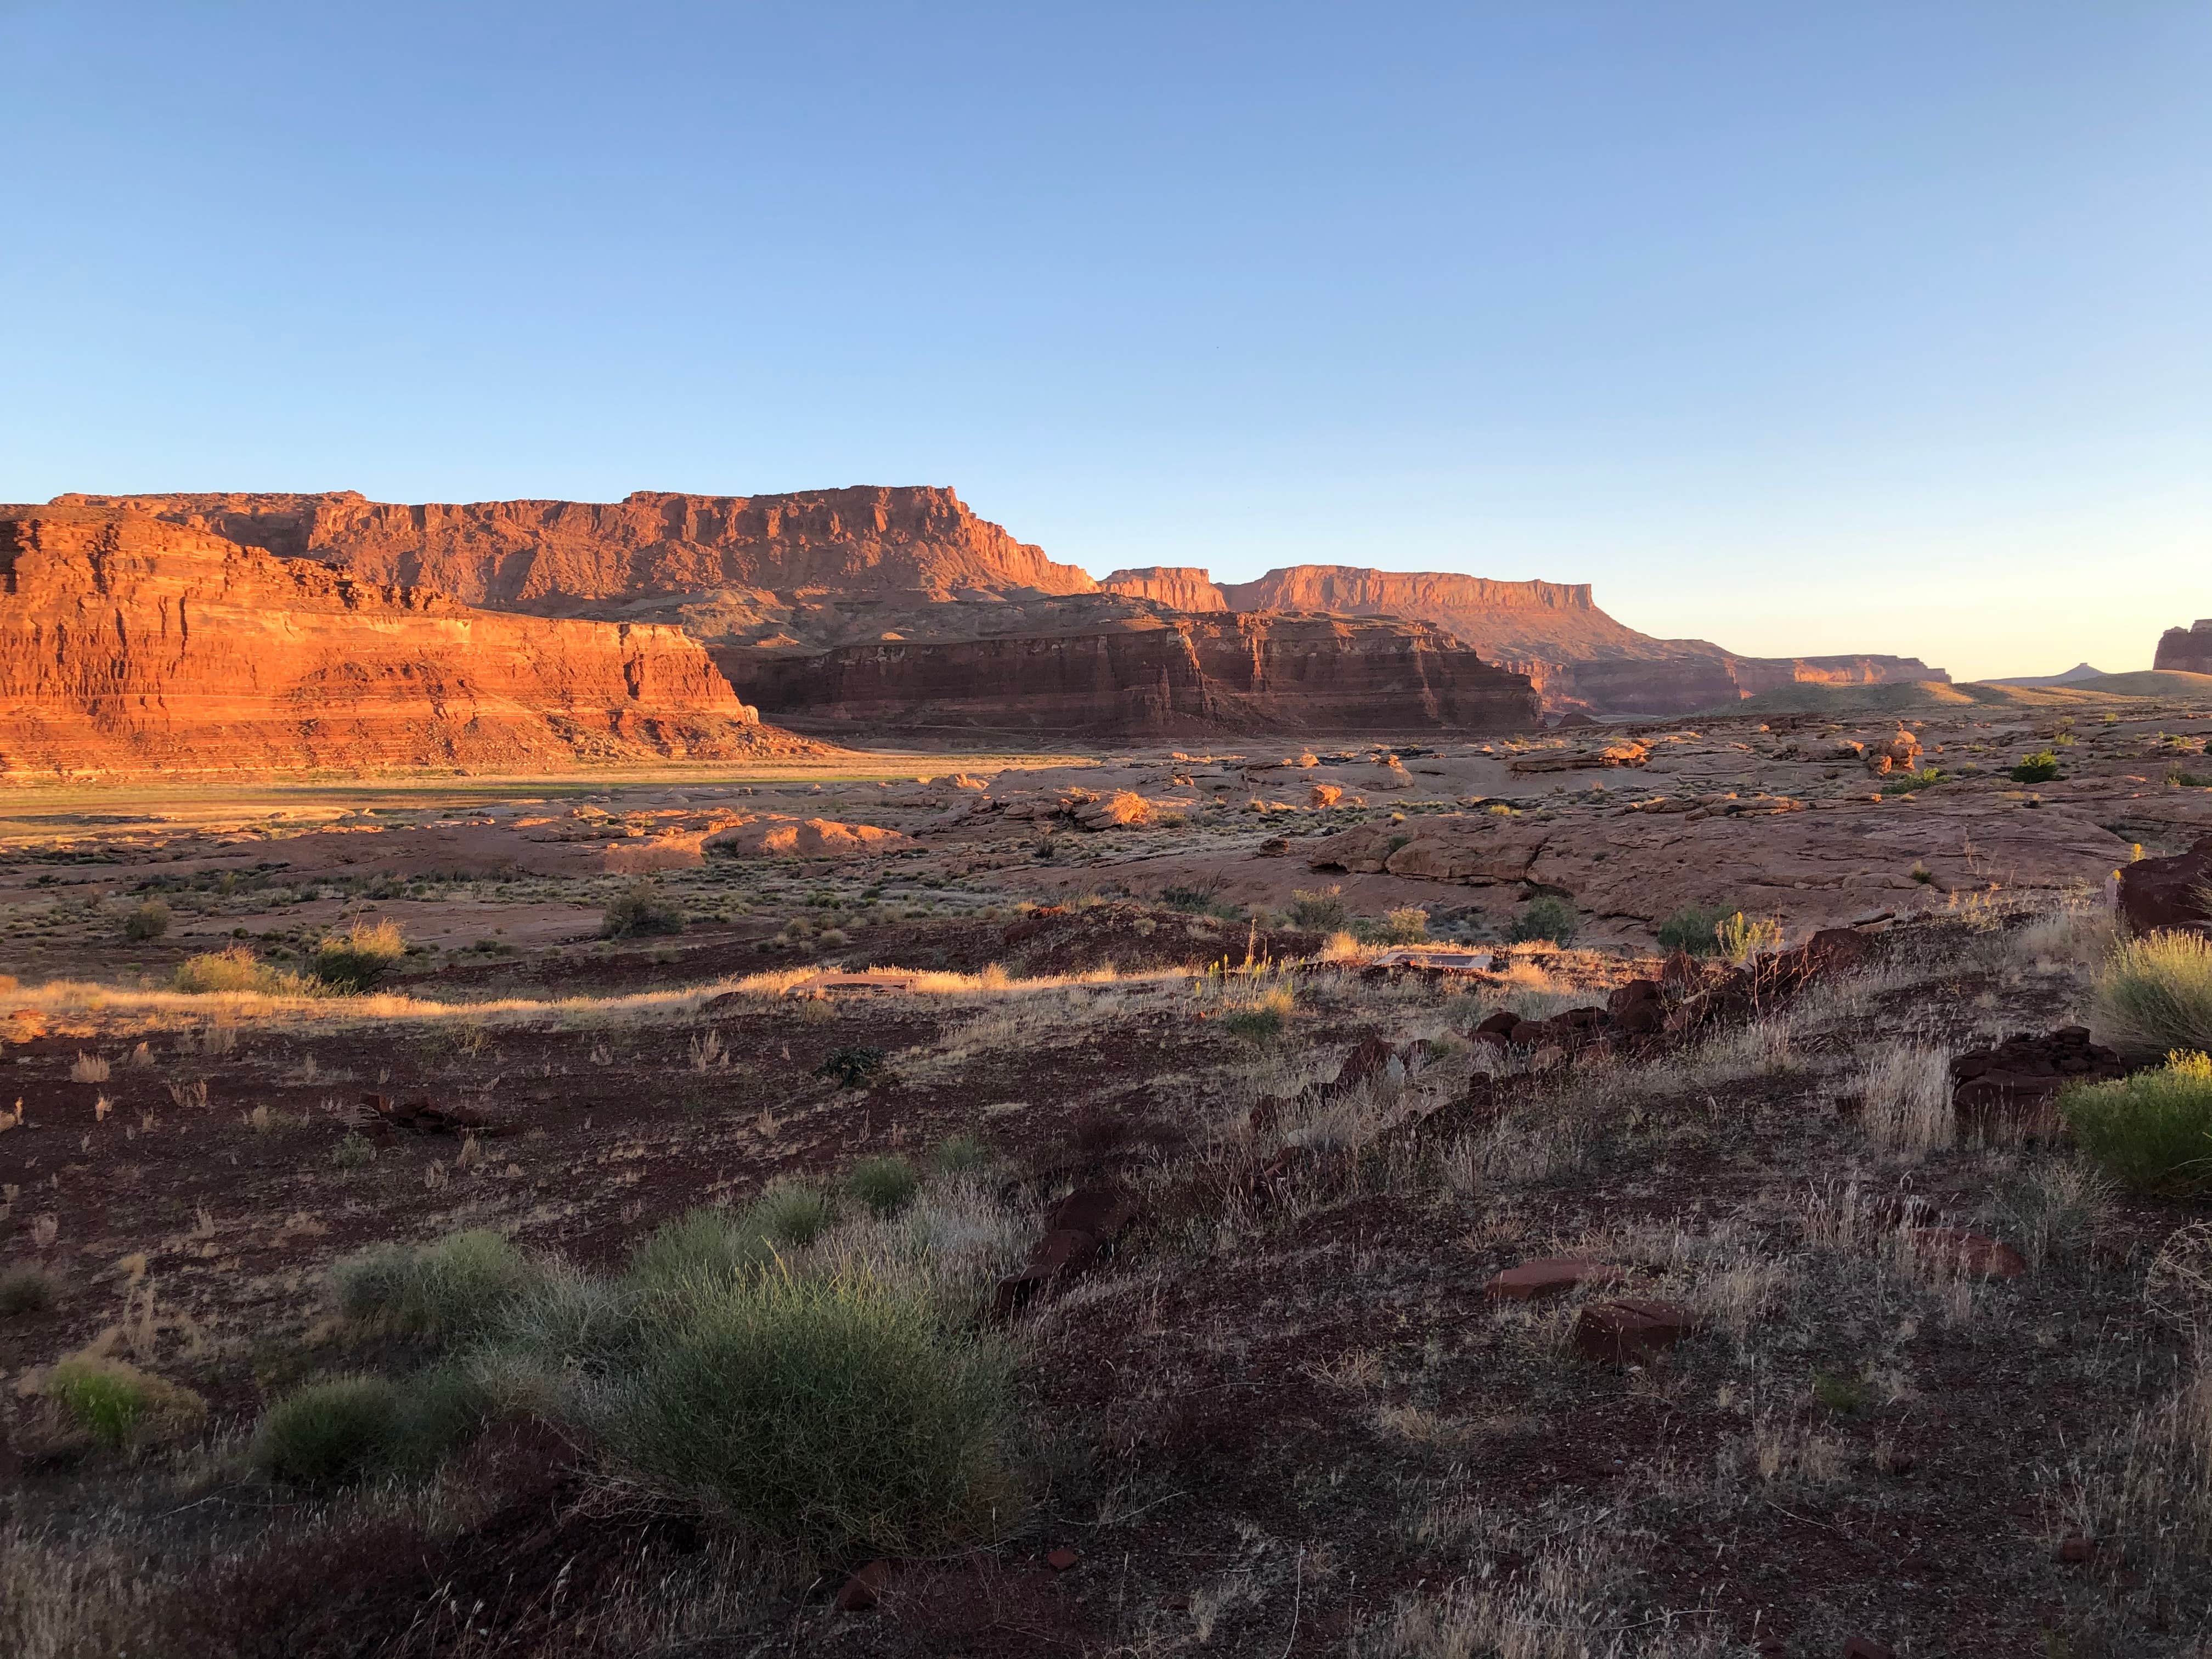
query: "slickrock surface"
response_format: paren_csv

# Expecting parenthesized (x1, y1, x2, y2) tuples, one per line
(718, 607, 1542, 737)
(0, 507, 806, 781)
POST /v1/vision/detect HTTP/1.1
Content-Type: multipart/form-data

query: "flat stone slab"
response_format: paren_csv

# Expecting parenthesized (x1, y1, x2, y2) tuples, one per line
(1484, 1257, 1627, 1302)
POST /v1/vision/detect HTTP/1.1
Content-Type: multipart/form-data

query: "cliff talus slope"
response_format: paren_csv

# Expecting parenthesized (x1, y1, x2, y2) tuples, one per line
(0, 508, 799, 780)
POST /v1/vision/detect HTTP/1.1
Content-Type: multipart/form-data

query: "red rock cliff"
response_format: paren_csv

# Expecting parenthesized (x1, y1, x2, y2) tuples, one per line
(57, 487, 1098, 610)
(2155, 621, 2212, 675)
(0, 508, 794, 781)
(716, 606, 1541, 738)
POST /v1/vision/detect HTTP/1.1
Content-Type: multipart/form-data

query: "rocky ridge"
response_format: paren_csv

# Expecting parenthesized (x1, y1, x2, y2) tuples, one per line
(67, 491, 1942, 724)
(2156, 620, 2212, 676)
(0, 507, 804, 781)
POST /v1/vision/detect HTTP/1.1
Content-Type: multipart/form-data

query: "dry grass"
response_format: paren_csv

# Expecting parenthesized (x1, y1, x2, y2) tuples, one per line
(1854, 1041, 1954, 1156)
(66, 1052, 110, 1084)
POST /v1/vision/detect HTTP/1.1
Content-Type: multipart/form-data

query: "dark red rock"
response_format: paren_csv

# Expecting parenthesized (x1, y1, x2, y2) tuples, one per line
(1334, 1035, 1401, 1090)
(1045, 1547, 1079, 1572)
(1571, 1299, 1702, 1363)
(1605, 978, 1662, 1014)
(1910, 1227, 2028, 1279)
(1842, 1639, 1897, 1659)
(2057, 1534, 2096, 1564)
(837, 1559, 894, 1611)
(1473, 1010, 1521, 1036)
(1951, 1030, 2124, 1136)
(2117, 834, 2212, 934)
(1485, 1257, 1626, 1302)
(1047, 1188, 1137, 1239)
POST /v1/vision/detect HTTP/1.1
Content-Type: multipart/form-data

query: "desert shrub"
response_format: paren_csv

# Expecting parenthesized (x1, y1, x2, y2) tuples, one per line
(815, 1045, 887, 1089)
(1656, 903, 1731, 956)
(1221, 1006, 1285, 1043)
(848, 1156, 920, 1217)
(1289, 887, 1348, 929)
(334, 1229, 544, 1339)
(2096, 929, 2212, 1052)
(252, 1375, 405, 1486)
(1717, 911, 1784, 965)
(0, 1265, 58, 1316)
(2011, 751, 2062, 783)
(122, 899, 171, 942)
(929, 1134, 994, 1175)
(309, 919, 407, 994)
(2063, 1051, 2212, 1195)
(602, 879, 685, 939)
(170, 946, 300, 995)
(46, 1356, 207, 1451)
(329, 1131, 376, 1170)
(1375, 906, 1429, 946)
(580, 1266, 1014, 1553)
(1504, 894, 1578, 945)
(628, 1206, 775, 1291)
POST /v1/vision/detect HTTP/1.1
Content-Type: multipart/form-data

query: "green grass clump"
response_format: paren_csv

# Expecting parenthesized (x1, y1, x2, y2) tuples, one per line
(46, 1356, 207, 1451)
(0, 1265, 58, 1316)
(1880, 766, 1946, 795)
(1505, 894, 1579, 946)
(334, 1229, 544, 1339)
(123, 899, 171, 942)
(252, 1375, 404, 1486)
(309, 919, 407, 994)
(2095, 930, 2212, 1054)
(1656, 904, 1731, 956)
(583, 1266, 1013, 1554)
(929, 1135, 994, 1176)
(2062, 1051, 2212, 1195)
(2011, 751, 2062, 783)
(847, 1156, 921, 1217)
(750, 1182, 836, 1246)
(602, 879, 686, 939)
(170, 946, 302, 995)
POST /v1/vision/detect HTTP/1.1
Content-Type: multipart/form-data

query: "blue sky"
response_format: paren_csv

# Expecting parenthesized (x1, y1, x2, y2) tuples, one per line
(4, 2, 2206, 680)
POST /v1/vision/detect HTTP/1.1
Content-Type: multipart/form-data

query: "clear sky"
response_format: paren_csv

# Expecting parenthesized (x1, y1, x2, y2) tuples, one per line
(4, 2, 2207, 681)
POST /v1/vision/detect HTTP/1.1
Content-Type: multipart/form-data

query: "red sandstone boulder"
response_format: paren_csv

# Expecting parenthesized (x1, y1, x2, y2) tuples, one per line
(1571, 1299, 1703, 1363)
(2115, 836, 2212, 934)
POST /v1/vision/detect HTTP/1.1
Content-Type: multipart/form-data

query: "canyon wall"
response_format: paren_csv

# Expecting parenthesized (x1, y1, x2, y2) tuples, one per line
(57, 487, 1097, 609)
(2155, 621, 2212, 676)
(716, 609, 1541, 738)
(0, 507, 792, 781)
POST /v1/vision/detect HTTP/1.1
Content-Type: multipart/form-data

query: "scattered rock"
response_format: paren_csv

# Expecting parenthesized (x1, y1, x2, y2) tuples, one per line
(837, 1559, 894, 1611)
(353, 1093, 512, 1140)
(1046, 1547, 1079, 1572)
(1951, 1026, 2126, 1136)
(995, 1188, 1138, 1314)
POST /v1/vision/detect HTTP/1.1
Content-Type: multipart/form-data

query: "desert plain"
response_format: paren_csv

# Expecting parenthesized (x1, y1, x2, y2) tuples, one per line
(9, 680, 2212, 1657)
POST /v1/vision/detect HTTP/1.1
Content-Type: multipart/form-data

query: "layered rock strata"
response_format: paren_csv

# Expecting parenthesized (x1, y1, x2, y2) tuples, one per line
(0, 507, 791, 780)
(1106, 564, 1944, 715)
(716, 607, 1541, 737)
(57, 486, 1095, 608)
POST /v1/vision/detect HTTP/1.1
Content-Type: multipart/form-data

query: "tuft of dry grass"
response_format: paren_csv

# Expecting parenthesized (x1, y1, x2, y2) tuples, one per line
(66, 1053, 110, 1084)
(1854, 1041, 1953, 1156)
(2095, 930, 2212, 1056)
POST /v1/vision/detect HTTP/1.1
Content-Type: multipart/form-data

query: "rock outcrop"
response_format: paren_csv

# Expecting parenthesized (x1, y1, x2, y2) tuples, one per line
(2155, 620, 2212, 676)
(716, 607, 1541, 737)
(0, 507, 798, 780)
(57, 486, 1097, 608)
